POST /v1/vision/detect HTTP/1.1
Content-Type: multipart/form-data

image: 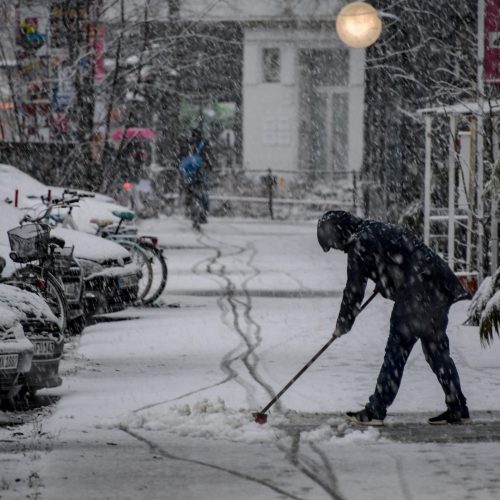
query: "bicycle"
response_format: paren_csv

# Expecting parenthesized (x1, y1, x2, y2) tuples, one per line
(6, 208, 70, 332)
(91, 210, 167, 305)
(50, 191, 165, 305)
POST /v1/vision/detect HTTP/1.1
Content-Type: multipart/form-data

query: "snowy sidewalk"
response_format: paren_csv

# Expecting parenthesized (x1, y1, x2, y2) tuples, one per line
(1, 216, 500, 500)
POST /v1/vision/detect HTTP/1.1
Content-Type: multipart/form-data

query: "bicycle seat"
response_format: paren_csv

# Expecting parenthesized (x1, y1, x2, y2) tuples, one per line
(112, 210, 136, 221)
(90, 218, 115, 229)
(50, 214, 65, 224)
(49, 236, 66, 248)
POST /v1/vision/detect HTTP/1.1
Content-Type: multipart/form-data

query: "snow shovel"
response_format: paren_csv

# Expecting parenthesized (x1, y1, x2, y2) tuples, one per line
(253, 289, 379, 424)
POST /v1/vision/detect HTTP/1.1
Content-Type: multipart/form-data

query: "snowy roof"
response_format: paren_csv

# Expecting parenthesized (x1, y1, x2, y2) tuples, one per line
(416, 100, 500, 116)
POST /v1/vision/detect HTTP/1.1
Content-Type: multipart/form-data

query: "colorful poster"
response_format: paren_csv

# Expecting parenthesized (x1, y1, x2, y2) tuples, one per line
(485, 0, 500, 82)
(49, 1, 89, 50)
(16, 6, 49, 56)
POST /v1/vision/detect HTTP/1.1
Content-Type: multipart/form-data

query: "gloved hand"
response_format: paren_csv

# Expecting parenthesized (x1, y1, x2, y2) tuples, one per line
(332, 329, 342, 339)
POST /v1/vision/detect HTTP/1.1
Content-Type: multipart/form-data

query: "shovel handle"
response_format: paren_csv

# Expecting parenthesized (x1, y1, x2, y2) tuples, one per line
(258, 289, 379, 416)
(260, 336, 335, 415)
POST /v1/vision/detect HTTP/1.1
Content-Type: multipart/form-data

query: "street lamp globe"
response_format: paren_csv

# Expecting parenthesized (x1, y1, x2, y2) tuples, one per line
(336, 2, 382, 48)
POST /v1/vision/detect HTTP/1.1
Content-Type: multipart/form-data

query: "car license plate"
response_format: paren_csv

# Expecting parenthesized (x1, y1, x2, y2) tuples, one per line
(63, 282, 81, 300)
(0, 354, 18, 369)
(33, 341, 55, 355)
(118, 274, 137, 288)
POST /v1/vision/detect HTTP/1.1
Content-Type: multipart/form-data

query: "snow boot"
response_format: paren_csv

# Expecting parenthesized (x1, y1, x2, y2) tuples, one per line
(345, 408, 384, 427)
(428, 408, 471, 425)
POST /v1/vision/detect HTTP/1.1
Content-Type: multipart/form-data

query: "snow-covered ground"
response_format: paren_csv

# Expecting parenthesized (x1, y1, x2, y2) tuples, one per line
(1, 215, 500, 500)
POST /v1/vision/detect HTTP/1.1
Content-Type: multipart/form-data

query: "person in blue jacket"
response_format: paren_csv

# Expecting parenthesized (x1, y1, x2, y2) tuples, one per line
(178, 128, 213, 228)
(317, 210, 470, 426)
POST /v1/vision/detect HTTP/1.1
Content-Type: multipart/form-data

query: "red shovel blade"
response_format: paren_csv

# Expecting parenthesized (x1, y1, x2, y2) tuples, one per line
(252, 412, 268, 425)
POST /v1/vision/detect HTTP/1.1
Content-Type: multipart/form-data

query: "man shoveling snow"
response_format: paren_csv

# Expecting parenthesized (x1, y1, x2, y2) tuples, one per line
(317, 211, 471, 426)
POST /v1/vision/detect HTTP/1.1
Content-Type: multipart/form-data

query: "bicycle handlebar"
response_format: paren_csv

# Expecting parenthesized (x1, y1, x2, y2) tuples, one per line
(21, 197, 81, 224)
(23, 189, 95, 224)
(63, 189, 95, 199)
(41, 190, 95, 206)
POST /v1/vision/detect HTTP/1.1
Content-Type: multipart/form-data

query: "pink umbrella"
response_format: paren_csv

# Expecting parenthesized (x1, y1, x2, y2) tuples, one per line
(111, 127, 157, 142)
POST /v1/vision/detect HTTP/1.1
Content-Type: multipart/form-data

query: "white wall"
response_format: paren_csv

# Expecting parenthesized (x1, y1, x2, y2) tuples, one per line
(242, 36, 297, 175)
(242, 27, 366, 177)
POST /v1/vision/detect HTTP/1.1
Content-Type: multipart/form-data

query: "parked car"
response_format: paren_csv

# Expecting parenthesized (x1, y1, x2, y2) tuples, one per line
(1, 203, 141, 326)
(50, 245, 86, 335)
(0, 284, 64, 396)
(0, 305, 34, 401)
(0, 162, 127, 233)
(52, 228, 141, 316)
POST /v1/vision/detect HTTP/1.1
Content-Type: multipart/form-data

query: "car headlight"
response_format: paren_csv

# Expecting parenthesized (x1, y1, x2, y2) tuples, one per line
(77, 259, 104, 276)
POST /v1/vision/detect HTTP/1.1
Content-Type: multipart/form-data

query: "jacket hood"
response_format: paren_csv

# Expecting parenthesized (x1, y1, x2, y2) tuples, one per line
(317, 211, 363, 252)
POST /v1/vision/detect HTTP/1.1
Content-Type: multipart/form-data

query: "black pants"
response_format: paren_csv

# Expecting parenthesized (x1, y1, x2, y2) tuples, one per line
(365, 291, 467, 419)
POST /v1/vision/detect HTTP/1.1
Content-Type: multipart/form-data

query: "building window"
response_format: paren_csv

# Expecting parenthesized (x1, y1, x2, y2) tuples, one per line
(262, 48, 280, 83)
(298, 49, 350, 173)
(331, 93, 349, 171)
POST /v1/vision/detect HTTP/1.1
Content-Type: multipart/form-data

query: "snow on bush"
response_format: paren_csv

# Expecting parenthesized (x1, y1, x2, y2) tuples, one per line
(466, 276, 494, 326)
(479, 290, 500, 345)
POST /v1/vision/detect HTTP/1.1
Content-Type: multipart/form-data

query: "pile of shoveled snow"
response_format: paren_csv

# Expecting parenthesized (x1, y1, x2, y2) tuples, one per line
(300, 421, 381, 444)
(98, 398, 380, 444)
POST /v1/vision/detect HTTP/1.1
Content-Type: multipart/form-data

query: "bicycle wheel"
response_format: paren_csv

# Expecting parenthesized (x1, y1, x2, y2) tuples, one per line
(11, 265, 68, 332)
(117, 240, 153, 302)
(140, 244, 168, 305)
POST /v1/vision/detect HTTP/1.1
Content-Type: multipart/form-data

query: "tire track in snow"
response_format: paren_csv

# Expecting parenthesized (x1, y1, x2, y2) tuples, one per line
(201, 234, 346, 500)
(130, 226, 345, 499)
(121, 427, 306, 500)
(199, 232, 278, 409)
(132, 239, 246, 413)
(276, 432, 345, 500)
(133, 231, 271, 412)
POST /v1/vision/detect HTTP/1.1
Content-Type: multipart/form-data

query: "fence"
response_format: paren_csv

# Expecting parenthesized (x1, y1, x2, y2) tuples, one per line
(206, 168, 359, 220)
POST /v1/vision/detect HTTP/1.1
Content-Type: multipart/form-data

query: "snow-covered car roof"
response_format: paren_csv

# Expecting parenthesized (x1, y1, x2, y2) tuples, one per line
(0, 303, 22, 331)
(0, 163, 47, 204)
(0, 284, 58, 325)
(0, 306, 33, 354)
(0, 203, 130, 277)
(0, 163, 128, 233)
(52, 227, 130, 263)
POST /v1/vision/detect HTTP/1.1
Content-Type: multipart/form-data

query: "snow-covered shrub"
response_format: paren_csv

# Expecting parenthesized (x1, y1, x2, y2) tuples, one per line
(466, 268, 500, 345)
(398, 200, 424, 235)
(479, 290, 500, 345)
(466, 276, 494, 326)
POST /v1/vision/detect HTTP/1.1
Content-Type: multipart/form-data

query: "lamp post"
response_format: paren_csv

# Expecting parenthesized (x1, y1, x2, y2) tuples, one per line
(335, 2, 382, 48)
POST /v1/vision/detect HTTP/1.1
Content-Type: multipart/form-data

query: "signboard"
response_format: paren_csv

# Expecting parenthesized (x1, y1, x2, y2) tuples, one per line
(485, 0, 500, 82)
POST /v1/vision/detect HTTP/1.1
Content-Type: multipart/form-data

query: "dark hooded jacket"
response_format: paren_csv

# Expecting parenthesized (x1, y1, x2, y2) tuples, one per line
(318, 212, 469, 336)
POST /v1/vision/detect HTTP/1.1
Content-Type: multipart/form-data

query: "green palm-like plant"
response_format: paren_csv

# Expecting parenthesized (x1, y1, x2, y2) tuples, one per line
(479, 290, 500, 346)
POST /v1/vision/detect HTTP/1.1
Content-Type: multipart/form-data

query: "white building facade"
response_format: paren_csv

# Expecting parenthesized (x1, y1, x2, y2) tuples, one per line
(242, 23, 365, 177)
(129, 0, 366, 179)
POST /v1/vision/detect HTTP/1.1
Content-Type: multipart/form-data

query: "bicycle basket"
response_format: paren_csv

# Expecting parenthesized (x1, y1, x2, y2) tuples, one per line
(8, 223, 51, 263)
